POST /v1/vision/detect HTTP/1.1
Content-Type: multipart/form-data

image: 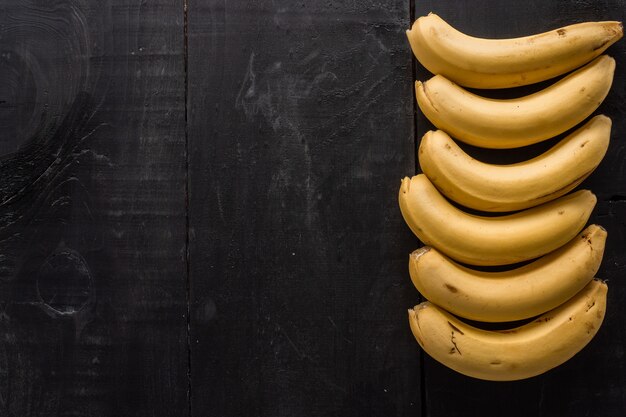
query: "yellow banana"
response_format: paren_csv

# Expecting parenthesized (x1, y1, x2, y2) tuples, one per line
(409, 225, 606, 322)
(415, 55, 615, 149)
(398, 174, 596, 266)
(406, 13, 622, 89)
(408, 279, 608, 381)
(418, 115, 611, 212)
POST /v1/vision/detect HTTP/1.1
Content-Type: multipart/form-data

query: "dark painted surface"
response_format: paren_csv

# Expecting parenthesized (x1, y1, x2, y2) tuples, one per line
(187, 1, 418, 416)
(0, 1, 188, 416)
(412, 2, 626, 417)
(1, 0, 625, 416)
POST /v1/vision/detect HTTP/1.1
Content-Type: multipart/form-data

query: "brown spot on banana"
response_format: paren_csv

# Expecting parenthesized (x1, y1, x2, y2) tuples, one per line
(450, 333, 462, 355)
(580, 232, 593, 245)
(444, 283, 458, 293)
(401, 177, 411, 193)
(557, 28, 567, 36)
(448, 321, 464, 335)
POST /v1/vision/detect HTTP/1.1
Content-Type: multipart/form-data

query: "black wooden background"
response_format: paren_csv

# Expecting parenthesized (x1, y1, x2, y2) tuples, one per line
(0, 0, 623, 416)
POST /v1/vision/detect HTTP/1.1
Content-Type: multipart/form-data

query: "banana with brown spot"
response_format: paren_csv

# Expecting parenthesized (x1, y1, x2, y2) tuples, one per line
(408, 279, 608, 381)
(415, 55, 615, 149)
(418, 115, 611, 212)
(409, 225, 606, 322)
(407, 13, 622, 89)
(398, 174, 596, 266)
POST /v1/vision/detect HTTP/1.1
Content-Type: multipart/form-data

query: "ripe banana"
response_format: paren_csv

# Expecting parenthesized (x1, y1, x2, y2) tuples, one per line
(408, 279, 607, 381)
(415, 55, 615, 149)
(406, 13, 623, 89)
(398, 174, 596, 266)
(409, 225, 606, 322)
(418, 115, 611, 212)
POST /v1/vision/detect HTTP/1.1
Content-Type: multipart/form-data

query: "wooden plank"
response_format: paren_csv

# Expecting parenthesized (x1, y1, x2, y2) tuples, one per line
(411, 2, 626, 416)
(0, 1, 188, 416)
(187, 1, 419, 415)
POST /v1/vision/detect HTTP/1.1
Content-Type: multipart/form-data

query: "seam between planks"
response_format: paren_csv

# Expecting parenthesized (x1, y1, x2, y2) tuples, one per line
(410, 0, 419, 177)
(183, 0, 192, 416)
(408, 1, 428, 417)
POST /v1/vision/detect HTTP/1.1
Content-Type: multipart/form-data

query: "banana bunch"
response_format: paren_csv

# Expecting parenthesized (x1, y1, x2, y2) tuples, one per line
(400, 13, 622, 381)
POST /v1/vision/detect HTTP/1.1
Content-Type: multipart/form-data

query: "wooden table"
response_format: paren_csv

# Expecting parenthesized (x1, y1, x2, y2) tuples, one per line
(0, 0, 624, 415)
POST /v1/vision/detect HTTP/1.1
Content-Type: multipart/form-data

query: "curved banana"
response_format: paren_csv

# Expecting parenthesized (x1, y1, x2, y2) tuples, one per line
(406, 13, 623, 89)
(415, 55, 615, 149)
(398, 174, 596, 266)
(419, 115, 611, 212)
(409, 225, 606, 322)
(408, 279, 607, 381)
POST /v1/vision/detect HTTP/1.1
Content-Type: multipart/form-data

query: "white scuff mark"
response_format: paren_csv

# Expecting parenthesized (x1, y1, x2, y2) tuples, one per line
(214, 182, 225, 224)
(277, 323, 306, 360)
(236, 48, 347, 231)
(235, 52, 257, 118)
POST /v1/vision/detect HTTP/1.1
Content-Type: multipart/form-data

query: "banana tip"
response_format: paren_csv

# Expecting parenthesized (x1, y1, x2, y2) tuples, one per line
(594, 278, 609, 290)
(410, 246, 431, 261)
(400, 177, 411, 194)
(594, 114, 612, 126)
(408, 304, 425, 316)
(600, 55, 617, 71)
(577, 189, 597, 204)
(414, 302, 430, 311)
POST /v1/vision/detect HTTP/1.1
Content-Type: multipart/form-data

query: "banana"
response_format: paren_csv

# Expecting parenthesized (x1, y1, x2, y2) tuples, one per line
(408, 279, 607, 381)
(398, 174, 596, 266)
(415, 55, 615, 149)
(418, 115, 611, 212)
(409, 225, 606, 322)
(406, 13, 623, 89)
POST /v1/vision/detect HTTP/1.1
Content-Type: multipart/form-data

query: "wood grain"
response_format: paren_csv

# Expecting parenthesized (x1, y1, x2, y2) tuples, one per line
(0, 1, 188, 416)
(2, 0, 625, 416)
(187, 1, 419, 416)
(411, 2, 626, 416)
